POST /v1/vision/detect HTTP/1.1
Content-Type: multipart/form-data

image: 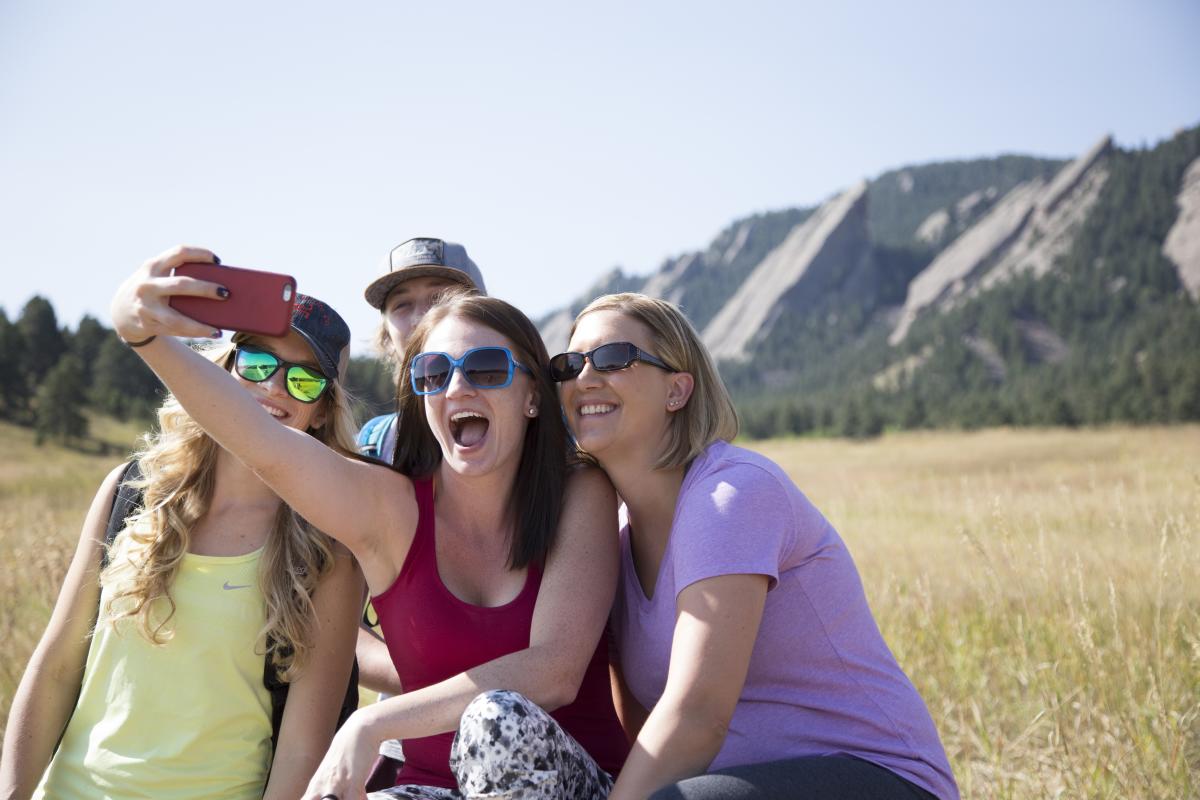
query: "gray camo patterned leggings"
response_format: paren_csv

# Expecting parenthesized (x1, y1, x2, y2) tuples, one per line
(370, 689, 614, 800)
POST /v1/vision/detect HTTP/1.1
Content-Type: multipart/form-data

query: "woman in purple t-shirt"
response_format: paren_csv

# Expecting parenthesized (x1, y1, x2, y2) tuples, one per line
(551, 293, 959, 800)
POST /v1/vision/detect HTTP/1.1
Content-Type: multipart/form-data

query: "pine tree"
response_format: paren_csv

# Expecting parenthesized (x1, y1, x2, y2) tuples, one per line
(69, 314, 108, 389)
(92, 336, 161, 420)
(0, 310, 32, 420)
(34, 355, 88, 444)
(17, 296, 66, 385)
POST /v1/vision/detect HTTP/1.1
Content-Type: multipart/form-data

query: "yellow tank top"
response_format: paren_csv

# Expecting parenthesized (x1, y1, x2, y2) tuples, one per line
(35, 546, 273, 800)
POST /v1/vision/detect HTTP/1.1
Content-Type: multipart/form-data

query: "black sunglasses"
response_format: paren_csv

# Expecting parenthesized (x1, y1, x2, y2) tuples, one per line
(234, 346, 330, 404)
(549, 342, 674, 382)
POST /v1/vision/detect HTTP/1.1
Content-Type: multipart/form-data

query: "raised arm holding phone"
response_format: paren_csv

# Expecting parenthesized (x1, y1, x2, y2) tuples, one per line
(107, 246, 629, 800)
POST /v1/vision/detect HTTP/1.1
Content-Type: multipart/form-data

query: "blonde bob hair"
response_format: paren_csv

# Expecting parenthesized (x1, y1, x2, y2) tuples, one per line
(571, 293, 739, 470)
(100, 340, 359, 681)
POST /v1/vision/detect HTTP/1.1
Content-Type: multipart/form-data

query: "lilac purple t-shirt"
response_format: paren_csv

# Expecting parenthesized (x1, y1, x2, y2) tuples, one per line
(611, 440, 959, 800)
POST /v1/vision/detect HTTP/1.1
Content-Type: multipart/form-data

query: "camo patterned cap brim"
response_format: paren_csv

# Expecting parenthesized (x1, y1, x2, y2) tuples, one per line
(364, 237, 487, 309)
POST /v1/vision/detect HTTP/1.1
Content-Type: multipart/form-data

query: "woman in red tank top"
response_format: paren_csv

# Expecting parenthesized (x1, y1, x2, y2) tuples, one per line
(110, 248, 629, 799)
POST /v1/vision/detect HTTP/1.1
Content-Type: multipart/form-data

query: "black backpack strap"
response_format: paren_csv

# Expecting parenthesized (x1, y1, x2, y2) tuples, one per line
(264, 645, 289, 753)
(102, 461, 144, 569)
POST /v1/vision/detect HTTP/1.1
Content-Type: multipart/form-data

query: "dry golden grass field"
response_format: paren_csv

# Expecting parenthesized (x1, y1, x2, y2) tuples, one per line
(1, 420, 1196, 798)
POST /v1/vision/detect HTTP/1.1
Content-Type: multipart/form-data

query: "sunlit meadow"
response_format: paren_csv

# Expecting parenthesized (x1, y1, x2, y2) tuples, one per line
(2, 421, 1196, 798)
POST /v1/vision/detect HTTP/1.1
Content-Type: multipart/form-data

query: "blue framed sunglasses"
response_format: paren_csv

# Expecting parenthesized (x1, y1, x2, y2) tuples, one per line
(410, 346, 532, 395)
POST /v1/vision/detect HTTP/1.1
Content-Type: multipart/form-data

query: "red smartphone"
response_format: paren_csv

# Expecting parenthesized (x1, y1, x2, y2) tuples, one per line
(169, 263, 296, 337)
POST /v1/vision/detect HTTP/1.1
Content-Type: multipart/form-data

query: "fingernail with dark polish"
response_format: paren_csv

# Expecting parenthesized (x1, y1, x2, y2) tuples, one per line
(212, 330, 222, 338)
(217, 286, 230, 299)
(212, 254, 222, 265)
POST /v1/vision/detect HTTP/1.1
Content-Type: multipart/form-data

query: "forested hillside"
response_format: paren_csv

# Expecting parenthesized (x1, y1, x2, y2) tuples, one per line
(0, 301, 396, 447)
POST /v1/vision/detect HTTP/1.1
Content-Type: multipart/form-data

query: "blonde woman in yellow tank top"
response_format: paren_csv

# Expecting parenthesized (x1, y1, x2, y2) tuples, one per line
(0, 286, 364, 800)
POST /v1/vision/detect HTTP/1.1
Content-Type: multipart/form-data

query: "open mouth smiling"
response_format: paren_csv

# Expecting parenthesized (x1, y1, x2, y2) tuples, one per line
(579, 403, 616, 417)
(449, 410, 490, 448)
(257, 400, 289, 421)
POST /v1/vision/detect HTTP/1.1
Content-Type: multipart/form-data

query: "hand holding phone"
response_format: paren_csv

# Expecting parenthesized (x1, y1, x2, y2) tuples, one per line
(169, 263, 297, 337)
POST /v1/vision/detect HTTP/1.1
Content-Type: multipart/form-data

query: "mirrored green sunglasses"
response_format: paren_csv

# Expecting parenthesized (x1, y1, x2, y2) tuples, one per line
(234, 346, 330, 404)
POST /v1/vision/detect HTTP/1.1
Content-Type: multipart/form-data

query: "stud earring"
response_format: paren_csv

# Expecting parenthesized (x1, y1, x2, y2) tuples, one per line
(527, 407, 538, 417)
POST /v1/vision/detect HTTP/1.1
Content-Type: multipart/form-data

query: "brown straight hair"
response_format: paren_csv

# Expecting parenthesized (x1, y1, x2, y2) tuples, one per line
(391, 291, 568, 569)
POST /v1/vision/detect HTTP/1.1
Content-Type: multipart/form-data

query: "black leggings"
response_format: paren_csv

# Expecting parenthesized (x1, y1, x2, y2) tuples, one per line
(648, 755, 937, 800)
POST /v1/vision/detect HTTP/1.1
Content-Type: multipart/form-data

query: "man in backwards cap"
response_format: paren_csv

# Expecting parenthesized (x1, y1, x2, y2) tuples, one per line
(357, 237, 487, 462)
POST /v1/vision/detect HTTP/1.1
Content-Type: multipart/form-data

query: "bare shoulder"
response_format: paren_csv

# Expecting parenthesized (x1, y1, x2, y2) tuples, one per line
(341, 458, 419, 539)
(313, 539, 363, 600)
(81, 462, 134, 545)
(341, 463, 420, 590)
(102, 461, 131, 486)
(563, 462, 617, 502)
(554, 464, 619, 557)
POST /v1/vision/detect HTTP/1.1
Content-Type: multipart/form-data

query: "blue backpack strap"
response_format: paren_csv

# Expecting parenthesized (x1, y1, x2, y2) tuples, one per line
(356, 414, 395, 460)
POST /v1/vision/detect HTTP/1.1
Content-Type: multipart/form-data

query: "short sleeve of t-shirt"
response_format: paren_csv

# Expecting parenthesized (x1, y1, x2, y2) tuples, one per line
(670, 458, 796, 598)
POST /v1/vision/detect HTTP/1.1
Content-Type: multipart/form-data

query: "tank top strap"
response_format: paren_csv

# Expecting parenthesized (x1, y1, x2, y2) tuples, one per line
(392, 475, 437, 584)
(412, 476, 436, 544)
(415, 479, 434, 515)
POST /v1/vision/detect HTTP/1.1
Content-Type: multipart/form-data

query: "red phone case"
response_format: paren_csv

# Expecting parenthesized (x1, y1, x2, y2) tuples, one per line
(169, 263, 296, 337)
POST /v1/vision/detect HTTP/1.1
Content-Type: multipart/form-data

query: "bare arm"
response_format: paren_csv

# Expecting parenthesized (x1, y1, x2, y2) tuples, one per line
(262, 549, 363, 800)
(610, 656, 650, 744)
(608, 573, 769, 800)
(301, 466, 621, 798)
(356, 625, 404, 696)
(109, 246, 415, 590)
(0, 464, 126, 800)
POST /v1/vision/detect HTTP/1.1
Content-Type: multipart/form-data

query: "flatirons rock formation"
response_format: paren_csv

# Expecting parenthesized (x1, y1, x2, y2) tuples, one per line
(915, 187, 1001, 246)
(889, 136, 1112, 345)
(888, 179, 1045, 345)
(702, 181, 870, 361)
(979, 136, 1111, 291)
(1164, 156, 1200, 299)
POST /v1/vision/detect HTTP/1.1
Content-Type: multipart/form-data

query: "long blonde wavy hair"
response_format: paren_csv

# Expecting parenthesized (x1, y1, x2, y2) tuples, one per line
(99, 341, 360, 681)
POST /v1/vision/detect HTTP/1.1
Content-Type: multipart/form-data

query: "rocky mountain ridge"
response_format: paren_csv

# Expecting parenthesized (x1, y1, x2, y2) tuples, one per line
(538, 126, 1200, 434)
(890, 136, 1113, 344)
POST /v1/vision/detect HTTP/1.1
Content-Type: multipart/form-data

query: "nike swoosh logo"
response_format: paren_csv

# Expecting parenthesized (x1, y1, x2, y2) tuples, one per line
(223, 581, 252, 590)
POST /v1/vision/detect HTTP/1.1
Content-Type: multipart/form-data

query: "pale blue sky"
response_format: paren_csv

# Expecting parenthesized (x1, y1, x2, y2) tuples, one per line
(2, 0, 1197, 350)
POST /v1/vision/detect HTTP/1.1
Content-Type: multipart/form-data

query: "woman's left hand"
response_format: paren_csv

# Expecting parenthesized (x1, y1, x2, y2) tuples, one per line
(302, 714, 378, 800)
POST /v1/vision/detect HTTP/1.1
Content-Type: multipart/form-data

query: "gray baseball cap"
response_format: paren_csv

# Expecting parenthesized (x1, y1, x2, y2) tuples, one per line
(364, 237, 487, 310)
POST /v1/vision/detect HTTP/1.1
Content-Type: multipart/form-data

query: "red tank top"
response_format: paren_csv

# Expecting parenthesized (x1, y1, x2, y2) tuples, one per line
(371, 477, 629, 789)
